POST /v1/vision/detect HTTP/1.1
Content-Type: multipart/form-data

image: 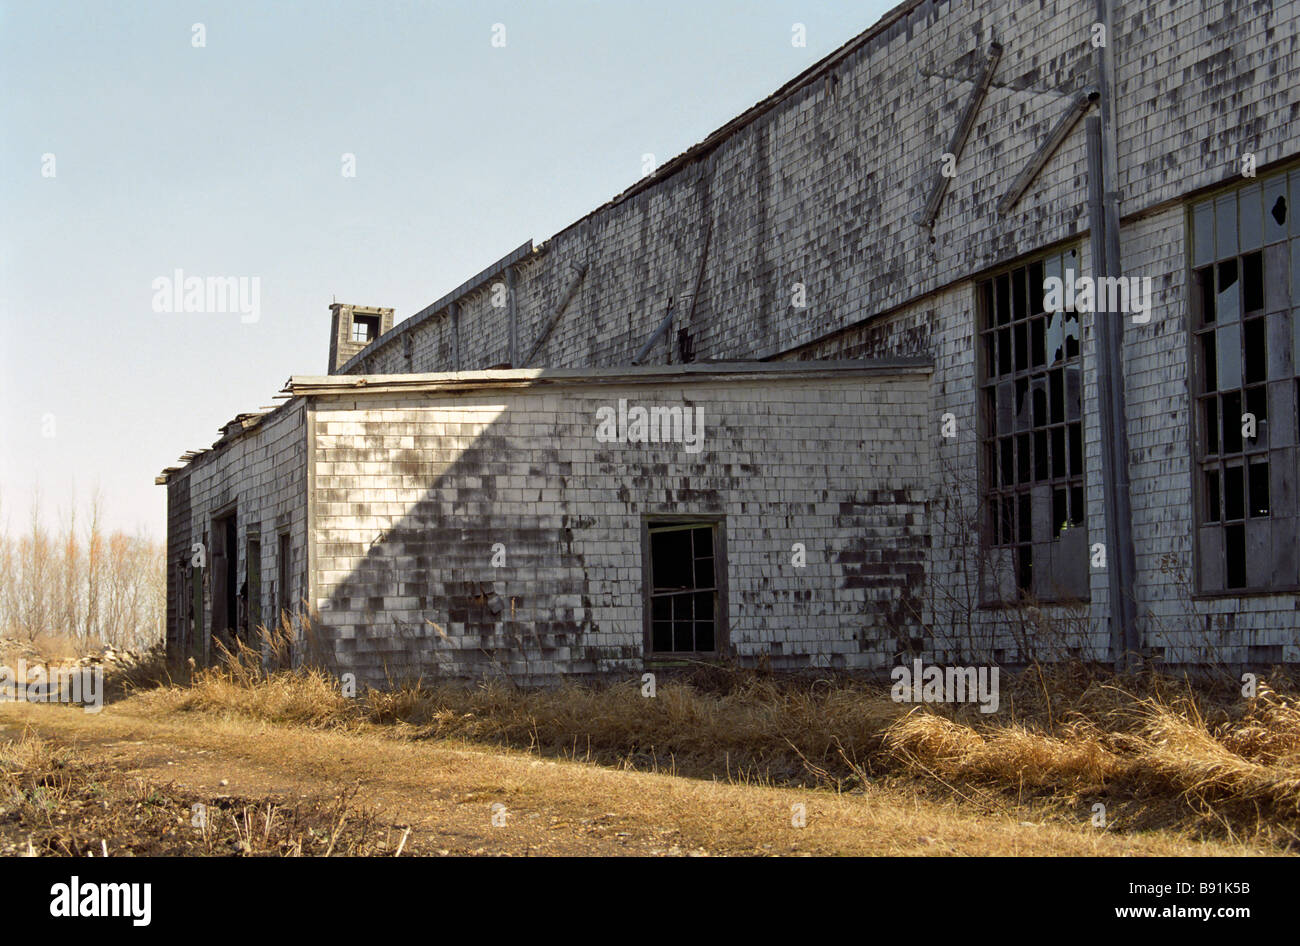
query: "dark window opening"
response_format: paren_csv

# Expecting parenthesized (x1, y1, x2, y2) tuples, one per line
(1244, 318, 1267, 383)
(647, 522, 721, 655)
(1243, 252, 1264, 313)
(1226, 524, 1247, 589)
(1225, 465, 1245, 521)
(1249, 461, 1270, 517)
(351, 314, 380, 343)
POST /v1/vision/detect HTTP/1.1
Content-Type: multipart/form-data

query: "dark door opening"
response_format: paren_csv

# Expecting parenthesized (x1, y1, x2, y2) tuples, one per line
(211, 511, 238, 646)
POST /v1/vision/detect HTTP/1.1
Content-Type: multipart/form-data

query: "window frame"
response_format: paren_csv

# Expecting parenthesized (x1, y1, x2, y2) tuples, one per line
(641, 515, 729, 659)
(1186, 167, 1300, 597)
(976, 244, 1090, 606)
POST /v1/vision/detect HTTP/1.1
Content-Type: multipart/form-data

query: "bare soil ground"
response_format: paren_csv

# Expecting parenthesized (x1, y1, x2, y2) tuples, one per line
(0, 701, 1272, 857)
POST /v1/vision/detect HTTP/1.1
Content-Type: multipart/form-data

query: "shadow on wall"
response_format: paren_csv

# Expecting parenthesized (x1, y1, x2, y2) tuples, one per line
(309, 383, 930, 688)
(316, 421, 611, 689)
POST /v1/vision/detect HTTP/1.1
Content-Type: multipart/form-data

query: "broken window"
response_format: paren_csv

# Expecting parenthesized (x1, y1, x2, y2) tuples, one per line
(351, 314, 379, 343)
(645, 520, 725, 655)
(979, 249, 1088, 602)
(1190, 171, 1300, 593)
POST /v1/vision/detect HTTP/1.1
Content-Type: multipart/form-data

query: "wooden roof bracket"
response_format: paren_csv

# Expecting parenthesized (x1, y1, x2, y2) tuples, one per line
(996, 86, 1100, 216)
(913, 41, 1003, 229)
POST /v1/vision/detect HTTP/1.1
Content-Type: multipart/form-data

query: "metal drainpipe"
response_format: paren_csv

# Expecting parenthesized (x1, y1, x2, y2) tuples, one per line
(1092, 0, 1139, 670)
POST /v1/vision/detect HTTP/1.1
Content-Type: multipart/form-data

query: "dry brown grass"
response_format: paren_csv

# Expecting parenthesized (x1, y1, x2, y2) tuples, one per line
(0, 727, 413, 856)
(128, 638, 1300, 849)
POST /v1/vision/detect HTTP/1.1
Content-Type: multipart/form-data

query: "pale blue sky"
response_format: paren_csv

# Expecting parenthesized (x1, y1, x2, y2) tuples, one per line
(1, 0, 895, 536)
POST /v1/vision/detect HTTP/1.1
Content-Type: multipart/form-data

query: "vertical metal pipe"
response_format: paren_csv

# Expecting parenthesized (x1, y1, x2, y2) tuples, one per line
(1086, 116, 1138, 672)
(1094, 0, 1139, 667)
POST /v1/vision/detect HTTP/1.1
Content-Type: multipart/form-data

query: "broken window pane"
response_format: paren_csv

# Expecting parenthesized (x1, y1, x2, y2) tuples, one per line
(1206, 469, 1221, 522)
(1249, 461, 1270, 517)
(1205, 397, 1220, 455)
(1069, 485, 1084, 526)
(1032, 381, 1048, 426)
(1028, 260, 1045, 314)
(1196, 266, 1216, 324)
(1243, 252, 1264, 313)
(1017, 544, 1033, 592)
(1225, 465, 1245, 520)
(1013, 268, 1027, 321)
(1063, 310, 1080, 359)
(1244, 318, 1267, 384)
(1050, 368, 1064, 424)
(1202, 333, 1218, 390)
(1226, 523, 1247, 588)
(1217, 259, 1240, 323)
(652, 530, 693, 588)
(1223, 390, 1244, 453)
(1046, 311, 1064, 365)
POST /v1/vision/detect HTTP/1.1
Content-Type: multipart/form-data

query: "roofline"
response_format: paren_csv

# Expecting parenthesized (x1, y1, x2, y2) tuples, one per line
(289, 357, 934, 397)
(336, 239, 536, 375)
(333, 0, 926, 376)
(542, 0, 925, 241)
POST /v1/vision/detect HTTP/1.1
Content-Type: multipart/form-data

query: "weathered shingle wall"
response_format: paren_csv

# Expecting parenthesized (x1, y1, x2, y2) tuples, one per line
(308, 368, 932, 685)
(164, 402, 309, 661)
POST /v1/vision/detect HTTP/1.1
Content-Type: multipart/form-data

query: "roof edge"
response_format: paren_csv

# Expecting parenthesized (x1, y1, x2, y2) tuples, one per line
(289, 357, 934, 397)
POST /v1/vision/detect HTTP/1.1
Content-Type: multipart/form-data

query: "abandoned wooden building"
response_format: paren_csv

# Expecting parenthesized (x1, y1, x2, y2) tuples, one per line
(160, 0, 1300, 684)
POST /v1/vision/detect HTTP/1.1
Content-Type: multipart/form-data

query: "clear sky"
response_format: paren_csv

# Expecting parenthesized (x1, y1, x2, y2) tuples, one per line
(1, 0, 897, 537)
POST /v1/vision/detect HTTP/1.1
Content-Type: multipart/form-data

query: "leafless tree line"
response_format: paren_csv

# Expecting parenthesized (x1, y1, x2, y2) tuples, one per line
(0, 489, 164, 653)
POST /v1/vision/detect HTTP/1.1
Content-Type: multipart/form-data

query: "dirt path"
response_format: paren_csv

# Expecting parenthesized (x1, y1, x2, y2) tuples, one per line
(0, 702, 1253, 856)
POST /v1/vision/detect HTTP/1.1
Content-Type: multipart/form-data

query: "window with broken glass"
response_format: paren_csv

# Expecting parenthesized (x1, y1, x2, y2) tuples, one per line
(1189, 172, 1300, 593)
(644, 520, 725, 655)
(979, 248, 1089, 602)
